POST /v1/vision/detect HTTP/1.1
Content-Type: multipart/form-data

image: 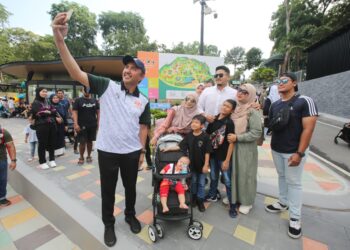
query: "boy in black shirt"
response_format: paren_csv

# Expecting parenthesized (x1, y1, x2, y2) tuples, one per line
(206, 99, 237, 218)
(162, 115, 212, 212)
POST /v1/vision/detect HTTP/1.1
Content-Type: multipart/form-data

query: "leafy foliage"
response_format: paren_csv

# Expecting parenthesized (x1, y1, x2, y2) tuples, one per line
(251, 67, 276, 83)
(224, 47, 245, 70)
(245, 47, 263, 70)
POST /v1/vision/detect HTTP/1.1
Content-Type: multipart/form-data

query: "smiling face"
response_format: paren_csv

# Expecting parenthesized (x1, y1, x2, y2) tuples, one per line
(236, 87, 250, 103)
(122, 62, 145, 85)
(277, 76, 296, 94)
(214, 69, 229, 86)
(39, 89, 47, 99)
(52, 95, 60, 104)
(184, 95, 197, 109)
(220, 100, 235, 116)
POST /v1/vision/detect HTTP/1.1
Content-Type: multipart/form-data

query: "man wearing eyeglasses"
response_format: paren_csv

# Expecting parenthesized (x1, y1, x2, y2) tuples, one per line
(198, 66, 237, 123)
(265, 72, 318, 239)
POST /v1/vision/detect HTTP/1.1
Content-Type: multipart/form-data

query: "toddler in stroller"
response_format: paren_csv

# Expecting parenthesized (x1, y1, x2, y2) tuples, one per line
(148, 134, 203, 242)
(159, 156, 190, 213)
(334, 122, 350, 146)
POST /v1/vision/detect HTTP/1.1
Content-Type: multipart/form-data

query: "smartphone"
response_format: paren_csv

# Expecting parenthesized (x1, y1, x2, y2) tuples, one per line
(66, 10, 73, 21)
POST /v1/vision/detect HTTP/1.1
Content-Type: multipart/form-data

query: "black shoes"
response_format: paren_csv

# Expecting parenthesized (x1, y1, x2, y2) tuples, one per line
(229, 204, 237, 218)
(0, 198, 11, 207)
(125, 215, 141, 234)
(288, 218, 302, 239)
(104, 226, 116, 247)
(197, 199, 206, 212)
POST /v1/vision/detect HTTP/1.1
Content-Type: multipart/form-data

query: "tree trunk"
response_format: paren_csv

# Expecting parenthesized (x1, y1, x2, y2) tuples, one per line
(282, 0, 291, 73)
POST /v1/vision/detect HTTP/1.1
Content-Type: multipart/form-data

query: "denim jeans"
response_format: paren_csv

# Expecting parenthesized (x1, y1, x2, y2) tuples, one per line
(208, 158, 232, 204)
(271, 149, 307, 220)
(0, 160, 8, 200)
(30, 142, 37, 157)
(191, 172, 206, 200)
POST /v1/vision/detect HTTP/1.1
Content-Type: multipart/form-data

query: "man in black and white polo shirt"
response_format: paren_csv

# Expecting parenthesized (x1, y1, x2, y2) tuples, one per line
(52, 12, 150, 247)
(265, 72, 318, 239)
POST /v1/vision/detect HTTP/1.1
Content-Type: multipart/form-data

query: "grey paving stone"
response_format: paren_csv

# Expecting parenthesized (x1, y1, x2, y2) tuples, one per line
(202, 227, 253, 250)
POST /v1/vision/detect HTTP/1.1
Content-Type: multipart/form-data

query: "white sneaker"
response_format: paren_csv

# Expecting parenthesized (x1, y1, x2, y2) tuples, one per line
(222, 197, 229, 205)
(239, 205, 253, 214)
(27, 158, 34, 162)
(48, 161, 57, 168)
(39, 163, 50, 170)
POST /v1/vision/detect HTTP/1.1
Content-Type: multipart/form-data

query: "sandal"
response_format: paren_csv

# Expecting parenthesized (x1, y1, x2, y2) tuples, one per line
(86, 156, 93, 163)
(78, 158, 84, 165)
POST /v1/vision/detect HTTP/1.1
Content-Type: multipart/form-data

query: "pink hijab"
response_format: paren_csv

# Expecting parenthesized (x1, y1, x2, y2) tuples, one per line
(231, 84, 257, 135)
(171, 93, 200, 130)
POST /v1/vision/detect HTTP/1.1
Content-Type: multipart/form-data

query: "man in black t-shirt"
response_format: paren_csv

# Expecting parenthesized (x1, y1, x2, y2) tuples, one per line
(265, 72, 318, 239)
(72, 88, 99, 165)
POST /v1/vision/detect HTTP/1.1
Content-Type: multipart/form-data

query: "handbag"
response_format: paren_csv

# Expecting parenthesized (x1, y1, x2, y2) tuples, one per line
(269, 95, 299, 131)
(256, 116, 265, 146)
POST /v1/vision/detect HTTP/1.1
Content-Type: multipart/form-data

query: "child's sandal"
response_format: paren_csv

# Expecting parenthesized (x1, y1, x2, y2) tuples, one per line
(78, 158, 84, 165)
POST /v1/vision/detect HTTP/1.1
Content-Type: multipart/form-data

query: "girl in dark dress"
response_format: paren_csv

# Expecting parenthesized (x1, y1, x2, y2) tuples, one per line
(31, 88, 58, 169)
(50, 94, 67, 156)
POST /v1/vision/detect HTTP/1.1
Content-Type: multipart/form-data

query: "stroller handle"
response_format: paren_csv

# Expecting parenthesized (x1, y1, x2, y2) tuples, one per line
(153, 172, 192, 180)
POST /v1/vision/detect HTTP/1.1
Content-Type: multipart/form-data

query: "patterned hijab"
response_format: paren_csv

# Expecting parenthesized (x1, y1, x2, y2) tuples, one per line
(171, 93, 200, 130)
(231, 83, 257, 135)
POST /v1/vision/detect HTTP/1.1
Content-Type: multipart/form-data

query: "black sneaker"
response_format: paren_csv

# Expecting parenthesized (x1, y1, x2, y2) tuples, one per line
(229, 204, 237, 218)
(0, 199, 11, 207)
(205, 195, 217, 202)
(265, 201, 289, 213)
(125, 215, 141, 234)
(104, 226, 116, 247)
(288, 218, 302, 239)
(197, 200, 206, 212)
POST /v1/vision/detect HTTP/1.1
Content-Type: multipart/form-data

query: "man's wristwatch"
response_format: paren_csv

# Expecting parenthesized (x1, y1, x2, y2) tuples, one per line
(296, 151, 305, 158)
(141, 149, 146, 154)
(11, 159, 17, 162)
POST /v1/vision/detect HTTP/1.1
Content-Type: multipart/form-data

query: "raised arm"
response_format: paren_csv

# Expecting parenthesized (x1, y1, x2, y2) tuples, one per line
(51, 12, 89, 87)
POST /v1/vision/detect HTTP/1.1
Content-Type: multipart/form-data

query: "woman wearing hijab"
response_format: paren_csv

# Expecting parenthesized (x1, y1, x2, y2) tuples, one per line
(31, 88, 58, 169)
(228, 84, 262, 215)
(50, 93, 66, 156)
(150, 93, 201, 146)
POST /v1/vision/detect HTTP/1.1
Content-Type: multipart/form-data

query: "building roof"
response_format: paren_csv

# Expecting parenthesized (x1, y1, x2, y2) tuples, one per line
(261, 54, 284, 67)
(0, 56, 124, 80)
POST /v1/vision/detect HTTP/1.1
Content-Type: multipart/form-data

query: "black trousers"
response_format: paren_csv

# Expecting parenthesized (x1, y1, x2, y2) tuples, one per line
(36, 123, 56, 164)
(98, 149, 141, 227)
(145, 135, 152, 166)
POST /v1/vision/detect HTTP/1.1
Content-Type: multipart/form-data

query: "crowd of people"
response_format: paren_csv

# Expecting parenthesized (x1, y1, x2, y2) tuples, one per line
(0, 11, 318, 249)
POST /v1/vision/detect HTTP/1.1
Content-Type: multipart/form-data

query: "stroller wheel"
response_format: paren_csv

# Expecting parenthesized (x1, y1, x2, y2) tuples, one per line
(155, 223, 165, 238)
(148, 225, 159, 242)
(334, 137, 338, 144)
(187, 225, 202, 240)
(191, 220, 204, 231)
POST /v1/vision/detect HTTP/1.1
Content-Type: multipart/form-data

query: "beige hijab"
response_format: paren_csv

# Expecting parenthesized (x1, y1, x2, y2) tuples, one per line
(171, 93, 200, 130)
(231, 83, 257, 135)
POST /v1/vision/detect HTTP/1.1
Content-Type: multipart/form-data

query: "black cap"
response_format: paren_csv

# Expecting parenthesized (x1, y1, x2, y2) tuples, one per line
(281, 72, 298, 91)
(122, 55, 146, 74)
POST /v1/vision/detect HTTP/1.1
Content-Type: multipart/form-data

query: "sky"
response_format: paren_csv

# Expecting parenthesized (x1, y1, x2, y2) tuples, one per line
(2, 0, 282, 59)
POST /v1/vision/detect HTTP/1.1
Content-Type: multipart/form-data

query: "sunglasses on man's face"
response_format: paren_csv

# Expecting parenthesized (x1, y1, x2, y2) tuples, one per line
(237, 88, 249, 95)
(275, 78, 290, 85)
(214, 73, 224, 78)
(185, 97, 196, 103)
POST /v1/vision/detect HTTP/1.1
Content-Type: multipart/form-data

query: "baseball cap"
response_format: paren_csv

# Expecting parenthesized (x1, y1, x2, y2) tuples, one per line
(122, 55, 146, 74)
(281, 72, 298, 91)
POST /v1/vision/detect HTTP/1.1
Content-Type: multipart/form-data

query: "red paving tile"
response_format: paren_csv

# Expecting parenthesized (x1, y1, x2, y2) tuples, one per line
(317, 182, 342, 191)
(113, 206, 122, 216)
(8, 195, 23, 205)
(79, 191, 95, 200)
(304, 163, 322, 172)
(303, 236, 328, 250)
(137, 210, 153, 225)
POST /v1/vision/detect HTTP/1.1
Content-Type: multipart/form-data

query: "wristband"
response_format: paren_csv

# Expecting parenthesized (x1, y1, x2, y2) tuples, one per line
(11, 159, 17, 162)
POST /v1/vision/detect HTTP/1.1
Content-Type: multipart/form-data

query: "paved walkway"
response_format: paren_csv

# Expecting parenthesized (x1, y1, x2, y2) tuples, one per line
(0, 185, 80, 250)
(1, 118, 350, 250)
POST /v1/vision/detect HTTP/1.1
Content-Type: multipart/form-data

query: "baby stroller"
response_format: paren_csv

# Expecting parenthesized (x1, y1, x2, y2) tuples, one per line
(148, 134, 203, 242)
(334, 123, 350, 147)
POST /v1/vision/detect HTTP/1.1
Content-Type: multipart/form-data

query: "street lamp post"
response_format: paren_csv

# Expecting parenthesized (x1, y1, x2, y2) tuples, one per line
(194, 0, 217, 56)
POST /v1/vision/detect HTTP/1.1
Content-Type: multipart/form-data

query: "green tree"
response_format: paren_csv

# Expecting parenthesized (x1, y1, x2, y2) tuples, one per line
(98, 11, 157, 56)
(0, 3, 11, 29)
(245, 47, 263, 70)
(48, 1, 98, 56)
(251, 67, 276, 83)
(224, 46, 245, 71)
(165, 41, 220, 56)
